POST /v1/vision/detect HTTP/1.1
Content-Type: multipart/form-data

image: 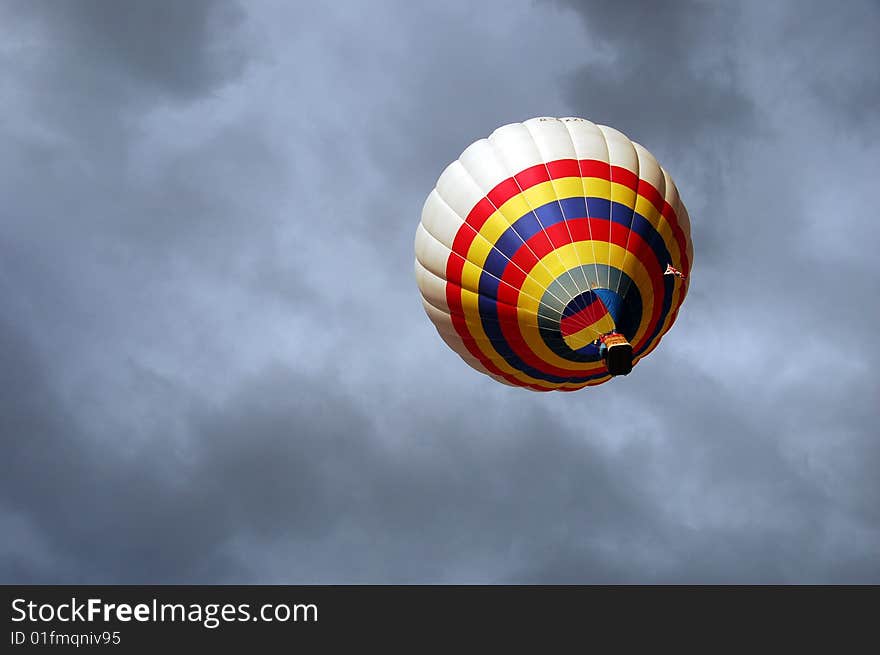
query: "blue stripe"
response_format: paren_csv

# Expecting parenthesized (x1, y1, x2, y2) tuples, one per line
(472, 197, 675, 383)
(561, 197, 587, 217)
(479, 199, 670, 282)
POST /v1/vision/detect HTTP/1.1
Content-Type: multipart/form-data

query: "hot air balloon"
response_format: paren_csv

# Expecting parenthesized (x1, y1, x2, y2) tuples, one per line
(415, 117, 692, 391)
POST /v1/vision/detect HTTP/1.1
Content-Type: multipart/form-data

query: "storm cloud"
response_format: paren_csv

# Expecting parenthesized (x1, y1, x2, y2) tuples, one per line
(1, 0, 878, 583)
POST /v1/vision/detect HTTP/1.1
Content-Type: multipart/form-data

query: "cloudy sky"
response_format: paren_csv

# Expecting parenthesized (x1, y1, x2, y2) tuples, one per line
(1, 0, 878, 583)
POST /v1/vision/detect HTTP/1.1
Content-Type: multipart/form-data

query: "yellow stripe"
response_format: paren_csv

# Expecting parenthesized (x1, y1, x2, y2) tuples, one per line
(453, 176, 687, 388)
(563, 314, 615, 350)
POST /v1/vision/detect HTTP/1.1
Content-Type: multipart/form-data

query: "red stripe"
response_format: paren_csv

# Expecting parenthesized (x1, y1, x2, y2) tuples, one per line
(611, 166, 639, 192)
(482, 159, 616, 219)
(514, 164, 549, 189)
(579, 160, 610, 179)
(487, 178, 521, 207)
(560, 298, 607, 337)
(547, 159, 581, 178)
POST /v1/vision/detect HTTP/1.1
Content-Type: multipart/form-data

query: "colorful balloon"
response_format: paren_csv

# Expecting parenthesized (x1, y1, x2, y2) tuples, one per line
(415, 117, 693, 391)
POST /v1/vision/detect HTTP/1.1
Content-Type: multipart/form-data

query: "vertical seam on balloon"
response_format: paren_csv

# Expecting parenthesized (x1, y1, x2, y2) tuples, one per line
(619, 149, 665, 321)
(612, 145, 638, 297)
(598, 126, 615, 296)
(653, 176, 688, 346)
(485, 130, 590, 323)
(638, 169, 679, 358)
(563, 119, 604, 317)
(522, 120, 598, 336)
(611, 142, 641, 340)
(553, 120, 600, 334)
(525, 122, 603, 337)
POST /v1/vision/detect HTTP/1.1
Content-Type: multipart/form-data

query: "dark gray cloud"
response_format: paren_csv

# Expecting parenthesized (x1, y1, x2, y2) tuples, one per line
(11, 0, 249, 100)
(555, 0, 756, 149)
(1, 0, 878, 584)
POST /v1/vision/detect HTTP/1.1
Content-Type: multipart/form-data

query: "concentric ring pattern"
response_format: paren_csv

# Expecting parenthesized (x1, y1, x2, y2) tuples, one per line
(415, 117, 693, 391)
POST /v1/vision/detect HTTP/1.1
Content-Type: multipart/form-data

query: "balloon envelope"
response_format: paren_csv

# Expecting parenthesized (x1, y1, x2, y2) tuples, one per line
(415, 117, 693, 391)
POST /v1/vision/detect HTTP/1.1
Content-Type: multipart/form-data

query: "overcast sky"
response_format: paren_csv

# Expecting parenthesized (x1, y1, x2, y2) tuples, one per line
(1, 0, 878, 583)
